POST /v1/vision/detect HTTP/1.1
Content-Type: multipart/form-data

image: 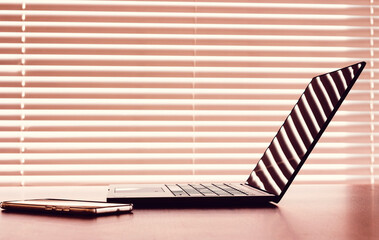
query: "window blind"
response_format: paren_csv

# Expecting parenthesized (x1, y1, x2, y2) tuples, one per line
(0, 0, 378, 186)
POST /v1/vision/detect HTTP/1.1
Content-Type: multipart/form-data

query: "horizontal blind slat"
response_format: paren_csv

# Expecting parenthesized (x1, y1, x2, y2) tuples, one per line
(0, 0, 376, 186)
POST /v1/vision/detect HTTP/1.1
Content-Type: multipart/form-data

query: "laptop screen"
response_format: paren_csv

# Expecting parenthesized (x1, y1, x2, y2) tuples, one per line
(246, 62, 366, 196)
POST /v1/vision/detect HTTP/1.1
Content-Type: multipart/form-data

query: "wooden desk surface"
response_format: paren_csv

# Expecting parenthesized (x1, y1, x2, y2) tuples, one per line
(0, 184, 378, 240)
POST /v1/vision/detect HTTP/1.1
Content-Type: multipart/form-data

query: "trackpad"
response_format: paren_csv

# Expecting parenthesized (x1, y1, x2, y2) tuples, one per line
(113, 184, 172, 197)
(115, 187, 164, 193)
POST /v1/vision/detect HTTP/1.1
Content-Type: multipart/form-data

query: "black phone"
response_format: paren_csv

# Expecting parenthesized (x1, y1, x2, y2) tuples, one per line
(0, 198, 133, 215)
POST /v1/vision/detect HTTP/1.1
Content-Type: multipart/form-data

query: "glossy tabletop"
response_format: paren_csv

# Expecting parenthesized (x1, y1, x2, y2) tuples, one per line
(0, 184, 378, 240)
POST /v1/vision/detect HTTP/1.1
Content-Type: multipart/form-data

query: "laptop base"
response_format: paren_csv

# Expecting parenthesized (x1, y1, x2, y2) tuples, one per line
(107, 183, 277, 208)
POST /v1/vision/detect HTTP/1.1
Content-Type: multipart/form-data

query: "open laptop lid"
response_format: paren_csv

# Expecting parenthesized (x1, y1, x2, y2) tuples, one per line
(246, 62, 366, 201)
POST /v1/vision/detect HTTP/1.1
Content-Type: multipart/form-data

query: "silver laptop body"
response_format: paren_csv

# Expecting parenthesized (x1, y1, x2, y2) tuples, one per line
(107, 62, 366, 208)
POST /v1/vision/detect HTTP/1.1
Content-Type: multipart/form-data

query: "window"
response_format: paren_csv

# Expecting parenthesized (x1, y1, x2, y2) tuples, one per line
(0, 0, 377, 186)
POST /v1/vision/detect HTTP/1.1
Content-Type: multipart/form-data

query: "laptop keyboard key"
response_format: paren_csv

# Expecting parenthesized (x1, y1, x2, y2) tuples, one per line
(178, 184, 204, 196)
(166, 185, 189, 196)
(227, 183, 260, 196)
(167, 183, 253, 197)
(202, 184, 232, 196)
(214, 183, 247, 196)
(190, 184, 218, 196)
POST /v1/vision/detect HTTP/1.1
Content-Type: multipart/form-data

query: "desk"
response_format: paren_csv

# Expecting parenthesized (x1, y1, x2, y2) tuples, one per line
(0, 184, 378, 240)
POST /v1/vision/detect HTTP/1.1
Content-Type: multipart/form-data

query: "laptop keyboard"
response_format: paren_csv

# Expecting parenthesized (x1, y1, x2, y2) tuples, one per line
(165, 183, 258, 197)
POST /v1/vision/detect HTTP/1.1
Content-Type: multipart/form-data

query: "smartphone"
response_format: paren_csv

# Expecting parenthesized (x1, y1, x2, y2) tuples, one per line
(0, 199, 133, 215)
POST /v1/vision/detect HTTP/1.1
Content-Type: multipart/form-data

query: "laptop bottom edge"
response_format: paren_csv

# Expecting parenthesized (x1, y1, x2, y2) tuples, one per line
(106, 196, 278, 209)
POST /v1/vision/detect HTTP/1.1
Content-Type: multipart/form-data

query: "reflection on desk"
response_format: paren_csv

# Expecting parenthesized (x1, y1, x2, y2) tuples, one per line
(0, 184, 378, 240)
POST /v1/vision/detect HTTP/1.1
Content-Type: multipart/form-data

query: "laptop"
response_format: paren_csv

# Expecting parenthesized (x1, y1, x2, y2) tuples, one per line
(107, 62, 366, 208)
